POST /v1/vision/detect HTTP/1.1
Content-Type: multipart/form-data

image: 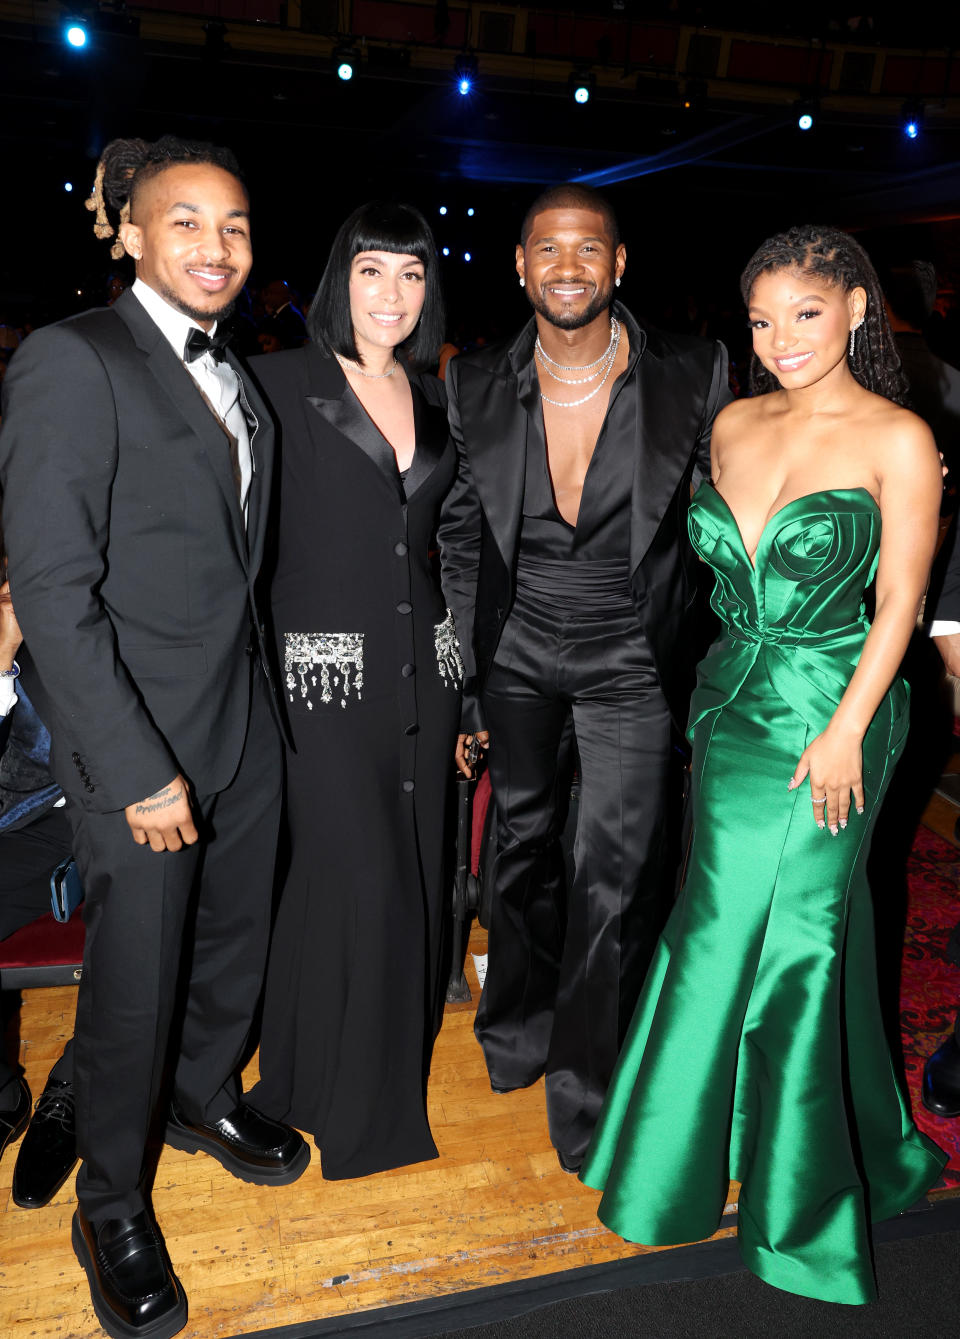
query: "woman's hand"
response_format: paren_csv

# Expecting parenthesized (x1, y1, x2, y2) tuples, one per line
(0, 580, 23, 670)
(788, 722, 865, 835)
(455, 730, 489, 778)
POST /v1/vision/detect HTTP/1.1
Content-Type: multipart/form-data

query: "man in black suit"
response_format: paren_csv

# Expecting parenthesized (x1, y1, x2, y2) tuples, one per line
(0, 136, 306, 1339)
(439, 184, 730, 1172)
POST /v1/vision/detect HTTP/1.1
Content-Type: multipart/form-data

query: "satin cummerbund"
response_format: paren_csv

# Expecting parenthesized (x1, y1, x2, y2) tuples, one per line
(513, 554, 635, 617)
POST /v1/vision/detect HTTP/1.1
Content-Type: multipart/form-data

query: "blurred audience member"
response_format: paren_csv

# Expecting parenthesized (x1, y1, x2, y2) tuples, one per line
(257, 278, 308, 353)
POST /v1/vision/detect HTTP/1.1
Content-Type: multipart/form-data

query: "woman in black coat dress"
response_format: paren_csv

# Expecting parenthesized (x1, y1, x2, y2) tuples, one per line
(248, 203, 460, 1178)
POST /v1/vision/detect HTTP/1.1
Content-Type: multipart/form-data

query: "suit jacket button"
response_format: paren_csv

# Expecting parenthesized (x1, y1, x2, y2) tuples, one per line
(404, 723, 419, 736)
(394, 541, 408, 557)
(72, 753, 81, 764)
(396, 601, 412, 615)
(401, 663, 415, 678)
(85, 783, 95, 793)
(402, 779, 415, 793)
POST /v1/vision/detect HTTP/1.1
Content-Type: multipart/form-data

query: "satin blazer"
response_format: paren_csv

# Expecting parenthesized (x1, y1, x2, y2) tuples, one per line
(0, 288, 277, 811)
(438, 304, 731, 731)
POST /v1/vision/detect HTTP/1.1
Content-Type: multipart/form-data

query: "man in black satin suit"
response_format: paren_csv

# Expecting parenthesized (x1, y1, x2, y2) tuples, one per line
(0, 136, 307, 1339)
(439, 184, 730, 1173)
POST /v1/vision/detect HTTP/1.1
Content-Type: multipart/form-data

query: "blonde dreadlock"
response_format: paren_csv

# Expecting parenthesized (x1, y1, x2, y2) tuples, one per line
(85, 135, 243, 262)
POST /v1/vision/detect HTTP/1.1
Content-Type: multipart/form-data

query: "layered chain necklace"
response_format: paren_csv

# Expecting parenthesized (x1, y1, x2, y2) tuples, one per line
(535, 318, 621, 408)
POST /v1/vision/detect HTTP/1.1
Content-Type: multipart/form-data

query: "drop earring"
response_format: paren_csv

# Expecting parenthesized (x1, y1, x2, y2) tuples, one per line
(848, 323, 859, 357)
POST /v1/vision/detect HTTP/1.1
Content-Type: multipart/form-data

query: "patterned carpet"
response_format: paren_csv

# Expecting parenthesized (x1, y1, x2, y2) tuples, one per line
(900, 823, 960, 1183)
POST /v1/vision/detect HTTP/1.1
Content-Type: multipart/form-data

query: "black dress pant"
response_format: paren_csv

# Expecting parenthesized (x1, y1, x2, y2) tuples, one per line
(0, 806, 75, 1097)
(69, 664, 281, 1220)
(477, 597, 673, 1163)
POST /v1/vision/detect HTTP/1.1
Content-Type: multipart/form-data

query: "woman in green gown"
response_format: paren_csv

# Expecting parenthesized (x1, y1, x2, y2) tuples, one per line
(581, 225, 947, 1304)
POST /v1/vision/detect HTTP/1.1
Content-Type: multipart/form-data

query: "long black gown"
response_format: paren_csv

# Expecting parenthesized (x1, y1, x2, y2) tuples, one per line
(248, 345, 460, 1178)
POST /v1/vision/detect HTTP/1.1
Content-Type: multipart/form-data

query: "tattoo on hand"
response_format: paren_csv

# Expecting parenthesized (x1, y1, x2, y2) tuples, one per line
(135, 786, 183, 816)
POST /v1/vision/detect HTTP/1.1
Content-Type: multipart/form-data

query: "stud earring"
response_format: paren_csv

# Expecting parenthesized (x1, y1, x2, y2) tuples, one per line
(615, 277, 621, 287)
(519, 277, 525, 288)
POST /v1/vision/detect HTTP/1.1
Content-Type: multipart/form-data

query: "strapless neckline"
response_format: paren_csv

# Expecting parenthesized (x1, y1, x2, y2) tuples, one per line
(698, 484, 879, 572)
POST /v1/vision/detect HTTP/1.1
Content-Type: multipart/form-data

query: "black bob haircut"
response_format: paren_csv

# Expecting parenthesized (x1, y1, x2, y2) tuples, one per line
(307, 201, 445, 371)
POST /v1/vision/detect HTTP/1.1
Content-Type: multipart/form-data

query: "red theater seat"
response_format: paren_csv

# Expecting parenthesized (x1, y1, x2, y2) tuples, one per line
(0, 909, 84, 989)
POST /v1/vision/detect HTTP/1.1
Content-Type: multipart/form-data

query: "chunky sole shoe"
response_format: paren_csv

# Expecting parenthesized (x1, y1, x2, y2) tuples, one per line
(71, 1211, 187, 1339)
(165, 1103, 310, 1186)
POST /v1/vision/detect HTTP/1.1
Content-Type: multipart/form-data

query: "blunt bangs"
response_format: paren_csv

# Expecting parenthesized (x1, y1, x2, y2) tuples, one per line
(307, 201, 446, 371)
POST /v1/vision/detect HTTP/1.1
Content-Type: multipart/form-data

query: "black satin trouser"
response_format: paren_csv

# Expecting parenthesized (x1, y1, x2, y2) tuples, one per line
(477, 570, 673, 1163)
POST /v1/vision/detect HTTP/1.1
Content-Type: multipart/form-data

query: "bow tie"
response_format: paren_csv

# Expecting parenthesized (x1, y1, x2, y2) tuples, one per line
(184, 327, 231, 364)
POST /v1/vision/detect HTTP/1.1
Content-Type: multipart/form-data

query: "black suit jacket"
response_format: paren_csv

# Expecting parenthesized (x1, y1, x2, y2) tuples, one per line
(437, 306, 730, 731)
(0, 288, 276, 811)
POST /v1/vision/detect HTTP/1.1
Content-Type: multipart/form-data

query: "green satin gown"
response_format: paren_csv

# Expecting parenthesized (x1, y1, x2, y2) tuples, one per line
(581, 485, 946, 1305)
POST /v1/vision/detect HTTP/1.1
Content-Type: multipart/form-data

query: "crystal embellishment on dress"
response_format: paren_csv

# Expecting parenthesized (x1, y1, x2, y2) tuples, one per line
(284, 632, 364, 709)
(434, 609, 464, 687)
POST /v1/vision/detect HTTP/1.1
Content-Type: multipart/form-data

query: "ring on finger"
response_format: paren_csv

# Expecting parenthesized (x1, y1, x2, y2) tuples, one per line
(811, 795, 827, 804)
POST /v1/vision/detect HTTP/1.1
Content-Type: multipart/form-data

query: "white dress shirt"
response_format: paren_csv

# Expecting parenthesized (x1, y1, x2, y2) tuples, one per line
(0, 677, 16, 716)
(131, 279, 253, 525)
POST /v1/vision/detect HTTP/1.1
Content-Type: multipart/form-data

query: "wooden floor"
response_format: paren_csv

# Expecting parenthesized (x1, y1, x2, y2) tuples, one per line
(0, 921, 742, 1339)
(6, 779, 960, 1339)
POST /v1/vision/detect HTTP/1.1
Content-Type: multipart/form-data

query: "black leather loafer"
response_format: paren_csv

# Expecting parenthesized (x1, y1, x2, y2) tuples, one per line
(557, 1149, 583, 1175)
(72, 1208, 187, 1339)
(0, 1077, 30, 1161)
(165, 1101, 309, 1185)
(922, 1034, 960, 1118)
(12, 1077, 79, 1208)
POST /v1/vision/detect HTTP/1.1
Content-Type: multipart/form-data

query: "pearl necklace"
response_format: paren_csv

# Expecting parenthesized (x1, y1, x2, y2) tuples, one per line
(535, 317, 617, 373)
(336, 353, 399, 380)
(538, 320, 621, 408)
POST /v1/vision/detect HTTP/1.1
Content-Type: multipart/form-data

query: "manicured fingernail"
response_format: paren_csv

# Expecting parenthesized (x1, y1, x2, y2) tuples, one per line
(856, 806, 864, 815)
(840, 820, 847, 830)
(829, 824, 839, 836)
(817, 820, 825, 830)
(787, 779, 796, 789)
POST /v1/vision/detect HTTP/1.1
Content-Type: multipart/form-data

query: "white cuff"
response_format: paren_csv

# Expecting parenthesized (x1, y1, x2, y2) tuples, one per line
(0, 678, 17, 716)
(929, 620, 960, 637)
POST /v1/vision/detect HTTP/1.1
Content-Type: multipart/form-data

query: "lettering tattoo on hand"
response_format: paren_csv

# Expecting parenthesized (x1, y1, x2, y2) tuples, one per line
(135, 785, 183, 816)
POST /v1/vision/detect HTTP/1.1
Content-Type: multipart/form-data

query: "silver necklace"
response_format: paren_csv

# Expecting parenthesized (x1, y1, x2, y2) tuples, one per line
(538, 322, 621, 408)
(535, 318, 618, 372)
(336, 353, 399, 380)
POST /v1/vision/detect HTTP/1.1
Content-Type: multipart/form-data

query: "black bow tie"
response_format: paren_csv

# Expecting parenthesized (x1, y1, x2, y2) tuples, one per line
(184, 327, 231, 364)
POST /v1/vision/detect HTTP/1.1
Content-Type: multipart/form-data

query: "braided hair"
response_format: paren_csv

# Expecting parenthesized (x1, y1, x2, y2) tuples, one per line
(85, 136, 243, 261)
(739, 224, 907, 406)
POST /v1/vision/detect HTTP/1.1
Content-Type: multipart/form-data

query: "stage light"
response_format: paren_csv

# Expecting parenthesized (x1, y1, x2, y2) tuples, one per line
(795, 99, 818, 131)
(569, 71, 595, 105)
(64, 181, 74, 193)
(901, 100, 924, 139)
(333, 45, 359, 81)
(64, 20, 88, 48)
(467, 208, 475, 217)
(439, 206, 447, 215)
(454, 54, 477, 97)
(442, 247, 450, 257)
(464, 252, 472, 262)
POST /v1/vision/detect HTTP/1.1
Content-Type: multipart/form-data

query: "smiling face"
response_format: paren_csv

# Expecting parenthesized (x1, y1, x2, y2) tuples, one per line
(516, 207, 625, 331)
(347, 251, 426, 363)
(748, 267, 866, 389)
(118, 162, 251, 329)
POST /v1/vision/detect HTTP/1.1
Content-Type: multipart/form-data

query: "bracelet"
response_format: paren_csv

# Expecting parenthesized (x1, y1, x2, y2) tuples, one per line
(0, 660, 20, 679)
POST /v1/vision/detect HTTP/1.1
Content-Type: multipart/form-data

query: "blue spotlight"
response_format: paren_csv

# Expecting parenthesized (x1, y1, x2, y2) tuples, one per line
(64, 181, 74, 192)
(794, 98, 817, 131)
(798, 113, 813, 131)
(333, 45, 359, 81)
(64, 21, 88, 48)
(442, 247, 450, 257)
(439, 206, 447, 215)
(901, 100, 924, 139)
(467, 207, 475, 216)
(454, 54, 477, 97)
(569, 71, 595, 105)
(464, 252, 472, 263)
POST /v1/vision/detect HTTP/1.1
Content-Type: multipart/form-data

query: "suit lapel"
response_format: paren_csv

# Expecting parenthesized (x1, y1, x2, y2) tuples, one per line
(229, 349, 275, 575)
(114, 291, 250, 564)
(304, 347, 403, 500)
(628, 327, 701, 574)
(403, 378, 449, 500)
(457, 348, 529, 569)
